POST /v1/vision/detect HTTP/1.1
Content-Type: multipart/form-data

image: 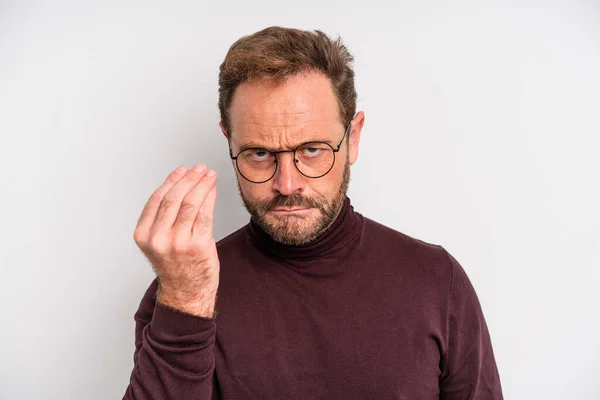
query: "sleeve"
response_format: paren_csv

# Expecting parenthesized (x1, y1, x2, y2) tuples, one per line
(122, 278, 218, 400)
(439, 251, 504, 399)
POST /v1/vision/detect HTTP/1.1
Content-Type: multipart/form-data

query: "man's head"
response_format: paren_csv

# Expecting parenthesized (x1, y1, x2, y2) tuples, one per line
(218, 26, 365, 246)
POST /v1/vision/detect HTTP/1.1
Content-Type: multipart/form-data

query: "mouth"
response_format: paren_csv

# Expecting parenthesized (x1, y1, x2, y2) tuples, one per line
(270, 207, 311, 215)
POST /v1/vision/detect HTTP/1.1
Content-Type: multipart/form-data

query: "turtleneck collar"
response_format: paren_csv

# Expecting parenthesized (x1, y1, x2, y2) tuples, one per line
(246, 196, 364, 262)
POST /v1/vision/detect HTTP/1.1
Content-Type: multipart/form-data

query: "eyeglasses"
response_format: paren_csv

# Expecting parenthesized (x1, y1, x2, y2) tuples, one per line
(229, 122, 351, 184)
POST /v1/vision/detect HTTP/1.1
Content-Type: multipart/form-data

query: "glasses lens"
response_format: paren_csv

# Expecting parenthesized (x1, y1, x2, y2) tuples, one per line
(295, 142, 335, 178)
(237, 148, 277, 182)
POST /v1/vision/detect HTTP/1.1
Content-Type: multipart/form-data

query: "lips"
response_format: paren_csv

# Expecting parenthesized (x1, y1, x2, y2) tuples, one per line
(272, 208, 308, 212)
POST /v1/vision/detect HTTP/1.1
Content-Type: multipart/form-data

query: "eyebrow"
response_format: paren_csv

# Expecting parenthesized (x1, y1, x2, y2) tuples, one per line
(236, 138, 335, 152)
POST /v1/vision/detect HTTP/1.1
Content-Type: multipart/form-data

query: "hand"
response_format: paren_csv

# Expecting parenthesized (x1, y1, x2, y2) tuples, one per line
(133, 163, 219, 317)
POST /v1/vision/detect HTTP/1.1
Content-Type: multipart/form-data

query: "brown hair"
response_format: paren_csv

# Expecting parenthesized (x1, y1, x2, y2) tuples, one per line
(218, 26, 357, 135)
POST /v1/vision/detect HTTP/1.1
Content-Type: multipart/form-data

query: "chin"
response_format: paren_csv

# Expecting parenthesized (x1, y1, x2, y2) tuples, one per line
(263, 213, 323, 246)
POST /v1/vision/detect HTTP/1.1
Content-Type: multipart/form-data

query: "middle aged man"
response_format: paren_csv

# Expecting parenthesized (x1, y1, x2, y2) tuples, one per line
(124, 26, 503, 399)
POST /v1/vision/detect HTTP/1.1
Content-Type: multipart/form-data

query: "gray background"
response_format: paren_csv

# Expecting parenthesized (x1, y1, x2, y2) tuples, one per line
(1, 0, 599, 398)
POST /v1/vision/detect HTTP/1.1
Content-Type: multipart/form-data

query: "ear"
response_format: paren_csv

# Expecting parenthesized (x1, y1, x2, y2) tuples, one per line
(219, 121, 229, 140)
(348, 111, 365, 166)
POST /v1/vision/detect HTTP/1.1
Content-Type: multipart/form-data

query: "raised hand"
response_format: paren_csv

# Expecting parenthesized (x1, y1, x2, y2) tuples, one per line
(133, 163, 220, 317)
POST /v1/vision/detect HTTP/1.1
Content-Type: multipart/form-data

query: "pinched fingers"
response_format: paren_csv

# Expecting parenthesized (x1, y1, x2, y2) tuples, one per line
(153, 163, 209, 231)
(134, 165, 189, 244)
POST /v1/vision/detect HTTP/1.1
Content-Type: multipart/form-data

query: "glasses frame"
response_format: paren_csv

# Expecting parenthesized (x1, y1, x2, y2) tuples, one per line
(229, 121, 352, 184)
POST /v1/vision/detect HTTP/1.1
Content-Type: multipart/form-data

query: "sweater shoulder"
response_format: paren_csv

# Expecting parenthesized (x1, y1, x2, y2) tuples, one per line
(361, 215, 454, 280)
(362, 215, 444, 253)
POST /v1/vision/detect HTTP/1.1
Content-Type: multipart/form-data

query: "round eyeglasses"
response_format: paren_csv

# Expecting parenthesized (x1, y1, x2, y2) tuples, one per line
(229, 122, 351, 184)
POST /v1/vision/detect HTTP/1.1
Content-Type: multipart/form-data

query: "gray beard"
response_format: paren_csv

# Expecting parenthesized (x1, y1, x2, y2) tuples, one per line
(238, 159, 351, 246)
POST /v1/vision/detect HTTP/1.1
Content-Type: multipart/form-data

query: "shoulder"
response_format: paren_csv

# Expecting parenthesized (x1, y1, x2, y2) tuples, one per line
(361, 215, 455, 282)
(362, 215, 447, 258)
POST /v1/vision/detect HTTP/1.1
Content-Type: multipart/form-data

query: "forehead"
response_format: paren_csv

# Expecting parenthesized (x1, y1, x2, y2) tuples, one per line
(228, 72, 342, 146)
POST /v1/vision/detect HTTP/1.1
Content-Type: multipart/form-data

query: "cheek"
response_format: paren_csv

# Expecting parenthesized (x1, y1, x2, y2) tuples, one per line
(239, 177, 273, 199)
(310, 164, 345, 196)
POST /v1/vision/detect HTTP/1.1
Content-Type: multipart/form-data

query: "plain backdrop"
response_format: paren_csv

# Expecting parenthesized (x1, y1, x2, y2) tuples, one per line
(1, 0, 599, 399)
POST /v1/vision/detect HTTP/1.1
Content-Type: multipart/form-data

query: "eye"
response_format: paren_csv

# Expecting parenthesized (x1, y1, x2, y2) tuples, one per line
(300, 146, 325, 158)
(245, 149, 273, 162)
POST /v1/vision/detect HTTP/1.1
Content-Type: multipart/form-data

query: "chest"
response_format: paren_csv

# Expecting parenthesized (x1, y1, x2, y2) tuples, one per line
(214, 267, 442, 399)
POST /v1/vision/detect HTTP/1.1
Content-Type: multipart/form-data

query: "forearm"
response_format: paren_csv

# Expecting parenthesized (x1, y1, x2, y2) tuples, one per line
(124, 284, 218, 399)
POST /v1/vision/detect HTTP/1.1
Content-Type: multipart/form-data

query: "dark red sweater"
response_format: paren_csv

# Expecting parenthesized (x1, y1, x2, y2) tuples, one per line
(124, 197, 503, 399)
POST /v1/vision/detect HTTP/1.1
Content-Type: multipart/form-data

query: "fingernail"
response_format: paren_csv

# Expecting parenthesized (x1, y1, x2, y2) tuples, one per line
(207, 170, 216, 177)
(175, 166, 187, 174)
(193, 163, 206, 173)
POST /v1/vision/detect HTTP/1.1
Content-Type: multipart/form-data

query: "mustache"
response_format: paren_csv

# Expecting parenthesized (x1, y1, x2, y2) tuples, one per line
(263, 194, 325, 212)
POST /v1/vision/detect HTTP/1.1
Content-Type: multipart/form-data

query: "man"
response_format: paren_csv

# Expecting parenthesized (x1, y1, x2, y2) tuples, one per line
(124, 26, 503, 399)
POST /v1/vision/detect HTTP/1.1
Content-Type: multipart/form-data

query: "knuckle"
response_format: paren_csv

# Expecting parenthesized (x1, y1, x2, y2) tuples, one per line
(184, 170, 201, 181)
(155, 204, 169, 223)
(149, 190, 163, 203)
(162, 193, 179, 205)
(180, 174, 193, 183)
(195, 212, 213, 230)
(133, 229, 146, 246)
(167, 174, 179, 183)
(171, 236, 189, 253)
(155, 196, 177, 222)
(167, 171, 184, 183)
(178, 201, 197, 221)
(148, 235, 164, 253)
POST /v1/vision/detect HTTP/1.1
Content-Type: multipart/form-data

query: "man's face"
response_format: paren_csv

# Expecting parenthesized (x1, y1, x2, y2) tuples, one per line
(221, 72, 364, 246)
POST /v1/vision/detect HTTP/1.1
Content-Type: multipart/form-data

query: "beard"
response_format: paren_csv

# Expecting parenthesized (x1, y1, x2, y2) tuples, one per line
(238, 158, 351, 246)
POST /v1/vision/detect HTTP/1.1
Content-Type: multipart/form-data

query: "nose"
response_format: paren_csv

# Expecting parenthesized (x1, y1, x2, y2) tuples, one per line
(271, 152, 304, 196)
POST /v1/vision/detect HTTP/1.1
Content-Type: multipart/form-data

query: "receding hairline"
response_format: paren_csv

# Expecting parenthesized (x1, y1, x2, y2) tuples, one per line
(218, 26, 357, 138)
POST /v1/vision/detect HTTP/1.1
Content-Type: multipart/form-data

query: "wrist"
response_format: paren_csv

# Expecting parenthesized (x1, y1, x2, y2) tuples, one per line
(157, 280, 218, 318)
